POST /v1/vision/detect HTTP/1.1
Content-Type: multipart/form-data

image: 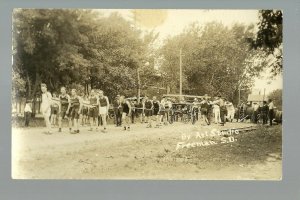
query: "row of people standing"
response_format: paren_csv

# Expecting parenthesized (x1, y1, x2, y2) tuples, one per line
(111, 94, 235, 128)
(29, 84, 239, 133)
(41, 84, 110, 134)
(112, 95, 173, 129)
(249, 99, 275, 126)
(198, 95, 235, 126)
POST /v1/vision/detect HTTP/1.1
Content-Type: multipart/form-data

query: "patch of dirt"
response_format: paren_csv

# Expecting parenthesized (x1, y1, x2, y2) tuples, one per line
(12, 122, 282, 180)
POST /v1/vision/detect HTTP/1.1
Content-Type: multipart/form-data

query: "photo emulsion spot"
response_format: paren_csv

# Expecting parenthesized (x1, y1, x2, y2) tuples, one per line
(11, 9, 283, 180)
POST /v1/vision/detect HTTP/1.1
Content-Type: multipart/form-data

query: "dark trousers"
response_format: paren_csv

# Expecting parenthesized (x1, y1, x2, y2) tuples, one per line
(220, 106, 226, 124)
(24, 112, 31, 127)
(114, 109, 122, 126)
(131, 110, 135, 123)
(253, 111, 258, 123)
(269, 109, 274, 126)
(261, 113, 268, 124)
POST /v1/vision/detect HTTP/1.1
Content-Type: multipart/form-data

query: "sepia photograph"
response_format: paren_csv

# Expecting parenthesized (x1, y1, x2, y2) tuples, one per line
(11, 9, 283, 180)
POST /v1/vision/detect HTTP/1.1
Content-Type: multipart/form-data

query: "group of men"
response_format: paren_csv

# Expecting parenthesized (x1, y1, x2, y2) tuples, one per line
(196, 94, 235, 126)
(112, 95, 174, 128)
(37, 83, 277, 134)
(40, 84, 110, 134)
(249, 99, 275, 126)
(112, 94, 236, 128)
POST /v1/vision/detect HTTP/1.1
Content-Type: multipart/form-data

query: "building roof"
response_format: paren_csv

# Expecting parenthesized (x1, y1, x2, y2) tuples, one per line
(247, 94, 268, 102)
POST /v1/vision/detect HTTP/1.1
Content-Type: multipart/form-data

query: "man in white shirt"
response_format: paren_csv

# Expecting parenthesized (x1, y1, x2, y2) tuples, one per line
(212, 97, 221, 124)
(40, 83, 52, 134)
(225, 100, 235, 122)
(24, 99, 32, 127)
(268, 99, 275, 126)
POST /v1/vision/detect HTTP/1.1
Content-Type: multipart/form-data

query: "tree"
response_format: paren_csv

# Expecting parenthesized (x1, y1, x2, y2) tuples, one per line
(13, 9, 92, 100)
(250, 10, 283, 76)
(12, 9, 148, 105)
(160, 22, 265, 104)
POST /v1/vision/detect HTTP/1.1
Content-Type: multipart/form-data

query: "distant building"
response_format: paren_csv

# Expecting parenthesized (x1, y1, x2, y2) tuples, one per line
(247, 94, 268, 106)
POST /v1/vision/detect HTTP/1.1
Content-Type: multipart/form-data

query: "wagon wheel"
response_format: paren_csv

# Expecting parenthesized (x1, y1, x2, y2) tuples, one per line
(108, 112, 115, 119)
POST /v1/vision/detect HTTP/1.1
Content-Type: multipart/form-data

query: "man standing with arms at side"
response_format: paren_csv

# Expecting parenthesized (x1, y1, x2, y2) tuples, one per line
(98, 90, 110, 133)
(261, 101, 269, 125)
(69, 89, 82, 134)
(113, 95, 122, 127)
(88, 89, 99, 131)
(58, 87, 71, 133)
(268, 99, 275, 126)
(24, 99, 32, 127)
(214, 95, 226, 126)
(40, 83, 52, 134)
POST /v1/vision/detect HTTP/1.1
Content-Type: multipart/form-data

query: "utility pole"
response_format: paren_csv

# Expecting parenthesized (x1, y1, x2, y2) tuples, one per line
(137, 67, 141, 103)
(179, 48, 182, 96)
(238, 87, 241, 106)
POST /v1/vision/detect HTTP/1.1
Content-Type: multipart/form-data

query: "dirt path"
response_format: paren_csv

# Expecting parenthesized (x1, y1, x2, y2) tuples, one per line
(12, 122, 282, 180)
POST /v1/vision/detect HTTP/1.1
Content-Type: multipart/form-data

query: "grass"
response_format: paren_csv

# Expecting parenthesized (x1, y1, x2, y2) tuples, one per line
(166, 125, 282, 168)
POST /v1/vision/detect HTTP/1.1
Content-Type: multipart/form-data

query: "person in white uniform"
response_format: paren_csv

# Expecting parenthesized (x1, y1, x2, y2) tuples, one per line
(225, 100, 235, 122)
(40, 83, 52, 134)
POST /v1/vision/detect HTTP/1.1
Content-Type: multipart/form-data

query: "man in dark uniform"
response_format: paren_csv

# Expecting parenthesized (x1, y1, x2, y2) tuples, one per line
(121, 96, 132, 131)
(113, 95, 122, 127)
(69, 89, 82, 134)
(58, 87, 71, 133)
(130, 100, 136, 124)
(152, 96, 161, 128)
(135, 98, 144, 123)
(88, 89, 99, 131)
(98, 90, 109, 133)
(143, 96, 153, 127)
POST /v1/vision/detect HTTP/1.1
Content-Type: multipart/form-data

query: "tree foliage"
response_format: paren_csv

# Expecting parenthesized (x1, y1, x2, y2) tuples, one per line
(160, 22, 265, 104)
(250, 10, 283, 76)
(12, 9, 153, 101)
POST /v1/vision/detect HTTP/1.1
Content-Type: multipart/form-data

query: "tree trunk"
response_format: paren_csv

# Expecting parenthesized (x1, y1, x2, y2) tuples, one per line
(26, 71, 32, 99)
(30, 72, 41, 118)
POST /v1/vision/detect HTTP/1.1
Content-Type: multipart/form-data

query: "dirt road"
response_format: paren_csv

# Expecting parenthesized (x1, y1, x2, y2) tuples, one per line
(12, 122, 282, 180)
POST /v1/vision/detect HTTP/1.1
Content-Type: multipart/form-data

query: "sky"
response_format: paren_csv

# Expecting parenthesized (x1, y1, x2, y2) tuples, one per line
(97, 9, 282, 94)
